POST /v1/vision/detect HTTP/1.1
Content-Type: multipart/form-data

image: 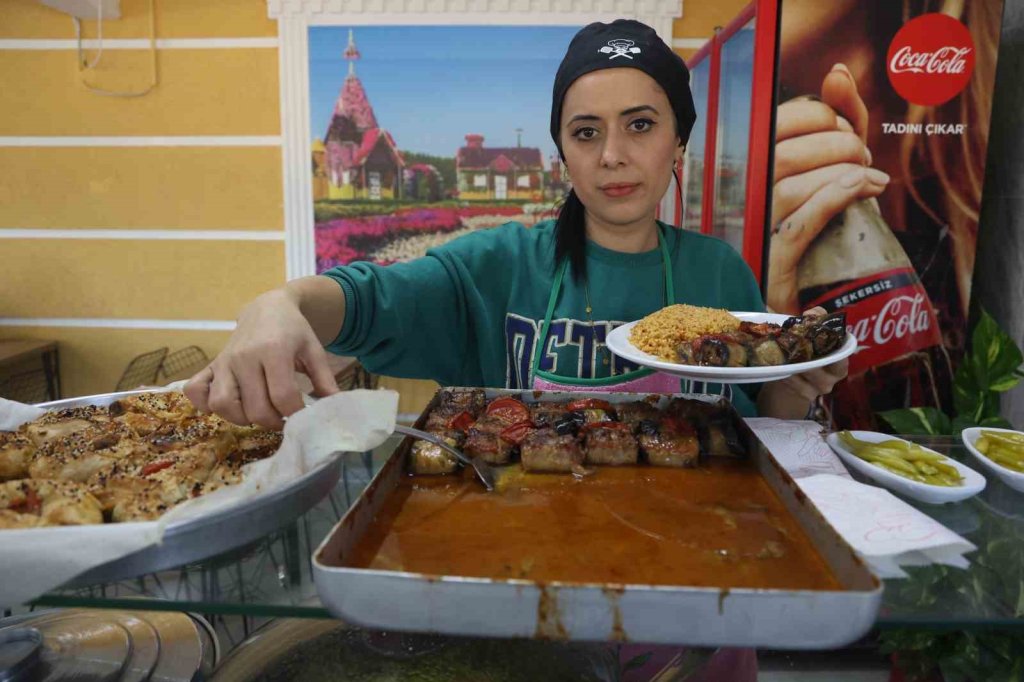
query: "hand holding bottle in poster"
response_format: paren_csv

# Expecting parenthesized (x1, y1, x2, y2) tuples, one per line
(767, 63, 890, 315)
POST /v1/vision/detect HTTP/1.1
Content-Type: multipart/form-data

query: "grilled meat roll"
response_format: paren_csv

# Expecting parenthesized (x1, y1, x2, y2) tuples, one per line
(616, 401, 661, 433)
(529, 402, 569, 428)
(638, 418, 700, 468)
(701, 418, 746, 458)
(438, 388, 487, 415)
(583, 423, 639, 466)
(520, 428, 584, 473)
(464, 415, 517, 464)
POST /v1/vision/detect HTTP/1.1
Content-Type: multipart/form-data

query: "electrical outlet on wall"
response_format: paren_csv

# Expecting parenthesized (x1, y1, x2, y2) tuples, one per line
(40, 0, 121, 20)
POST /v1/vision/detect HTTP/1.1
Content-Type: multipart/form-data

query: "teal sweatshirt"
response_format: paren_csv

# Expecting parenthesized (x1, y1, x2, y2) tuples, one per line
(322, 220, 765, 415)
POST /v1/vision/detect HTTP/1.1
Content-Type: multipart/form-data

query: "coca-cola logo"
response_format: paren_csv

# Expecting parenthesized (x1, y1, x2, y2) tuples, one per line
(887, 13, 975, 106)
(889, 46, 972, 75)
(848, 294, 933, 350)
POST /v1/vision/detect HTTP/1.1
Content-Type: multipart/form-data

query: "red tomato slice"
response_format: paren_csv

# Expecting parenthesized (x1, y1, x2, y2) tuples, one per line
(499, 420, 535, 445)
(486, 398, 529, 424)
(567, 398, 614, 413)
(447, 411, 476, 432)
(141, 460, 174, 477)
(10, 488, 41, 515)
(662, 416, 697, 436)
(581, 421, 632, 434)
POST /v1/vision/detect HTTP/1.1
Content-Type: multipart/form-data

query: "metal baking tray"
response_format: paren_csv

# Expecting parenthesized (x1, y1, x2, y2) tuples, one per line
(22, 390, 344, 587)
(313, 389, 882, 649)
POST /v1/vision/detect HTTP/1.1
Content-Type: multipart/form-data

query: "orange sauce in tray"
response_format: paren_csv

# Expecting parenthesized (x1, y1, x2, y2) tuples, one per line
(342, 460, 841, 590)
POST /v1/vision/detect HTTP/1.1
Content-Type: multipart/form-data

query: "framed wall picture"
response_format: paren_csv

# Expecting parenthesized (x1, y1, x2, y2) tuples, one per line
(308, 25, 575, 270)
(268, 0, 684, 278)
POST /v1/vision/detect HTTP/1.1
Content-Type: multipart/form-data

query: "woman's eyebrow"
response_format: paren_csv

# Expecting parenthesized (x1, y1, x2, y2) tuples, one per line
(566, 105, 659, 126)
(620, 104, 659, 116)
(567, 113, 600, 125)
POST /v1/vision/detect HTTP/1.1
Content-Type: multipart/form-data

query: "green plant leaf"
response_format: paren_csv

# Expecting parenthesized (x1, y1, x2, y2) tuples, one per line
(953, 361, 983, 416)
(984, 392, 1004, 422)
(989, 374, 1022, 393)
(979, 416, 1013, 429)
(951, 415, 979, 435)
(971, 309, 1024, 392)
(879, 407, 951, 435)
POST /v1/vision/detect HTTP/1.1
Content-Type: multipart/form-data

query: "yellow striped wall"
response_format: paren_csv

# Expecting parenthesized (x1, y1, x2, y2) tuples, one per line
(0, 0, 747, 413)
(0, 0, 283, 400)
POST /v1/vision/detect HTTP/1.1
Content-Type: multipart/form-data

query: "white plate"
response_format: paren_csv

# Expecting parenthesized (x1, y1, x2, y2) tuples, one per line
(605, 312, 858, 384)
(826, 431, 986, 504)
(961, 427, 1024, 493)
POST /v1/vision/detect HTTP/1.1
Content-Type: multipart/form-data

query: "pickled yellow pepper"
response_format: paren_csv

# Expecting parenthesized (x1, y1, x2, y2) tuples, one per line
(838, 431, 963, 487)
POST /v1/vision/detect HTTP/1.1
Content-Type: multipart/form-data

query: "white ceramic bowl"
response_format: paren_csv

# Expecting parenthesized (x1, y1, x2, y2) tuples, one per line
(605, 312, 857, 385)
(826, 431, 986, 505)
(960, 427, 1024, 493)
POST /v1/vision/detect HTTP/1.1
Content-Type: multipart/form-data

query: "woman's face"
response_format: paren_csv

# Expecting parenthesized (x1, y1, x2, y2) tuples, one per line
(559, 68, 681, 232)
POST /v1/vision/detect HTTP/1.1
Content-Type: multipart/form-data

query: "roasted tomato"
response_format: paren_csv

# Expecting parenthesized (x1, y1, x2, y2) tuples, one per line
(567, 398, 614, 413)
(485, 398, 530, 424)
(661, 416, 697, 436)
(499, 420, 536, 445)
(447, 411, 476, 432)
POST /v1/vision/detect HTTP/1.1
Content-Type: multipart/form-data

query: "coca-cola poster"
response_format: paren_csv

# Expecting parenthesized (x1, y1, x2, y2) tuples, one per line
(766, 1, 1004, 429)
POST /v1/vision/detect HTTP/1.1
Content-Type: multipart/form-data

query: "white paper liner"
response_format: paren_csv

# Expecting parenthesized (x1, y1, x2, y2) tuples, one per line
(745, 418, 853, 480)
(0, 386, 397, 606)
(794, 474, 977, 578)
(745, 419, 976, 579)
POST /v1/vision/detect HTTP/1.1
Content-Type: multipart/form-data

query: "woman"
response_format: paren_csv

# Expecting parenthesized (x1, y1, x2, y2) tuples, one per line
(186, 20, 845, 428)
(186, 19, 847, 681)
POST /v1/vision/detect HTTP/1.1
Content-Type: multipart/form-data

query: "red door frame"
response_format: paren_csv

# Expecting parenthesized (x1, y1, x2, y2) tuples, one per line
(684, 0, 778, 283)
(742, 0, 779, 283)
(677, 37, 712, 230)
(699, 33, 722, 238)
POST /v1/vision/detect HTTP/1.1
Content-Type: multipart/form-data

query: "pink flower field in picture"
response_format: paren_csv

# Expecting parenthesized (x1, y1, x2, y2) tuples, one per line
(315, 204, 550, 271)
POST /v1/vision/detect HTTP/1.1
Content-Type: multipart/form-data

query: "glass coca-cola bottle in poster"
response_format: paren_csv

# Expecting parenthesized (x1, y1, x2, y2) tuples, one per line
(766, 1, 1003, 429)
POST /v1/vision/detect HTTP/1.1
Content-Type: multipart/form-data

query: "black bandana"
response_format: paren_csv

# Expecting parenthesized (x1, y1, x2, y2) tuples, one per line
(550, 19, 696, 158)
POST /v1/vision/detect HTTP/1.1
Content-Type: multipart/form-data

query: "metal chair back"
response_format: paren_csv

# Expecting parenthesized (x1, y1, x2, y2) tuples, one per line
(116, 347, 169, 391)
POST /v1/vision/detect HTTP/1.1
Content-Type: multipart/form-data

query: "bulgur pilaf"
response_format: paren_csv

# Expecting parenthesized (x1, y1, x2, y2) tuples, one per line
(629, 304, 740, 361)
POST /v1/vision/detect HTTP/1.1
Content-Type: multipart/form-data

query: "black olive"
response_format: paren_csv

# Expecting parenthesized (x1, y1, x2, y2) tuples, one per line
(638, 419, 660, 436)
(553, 416, 578, 436)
